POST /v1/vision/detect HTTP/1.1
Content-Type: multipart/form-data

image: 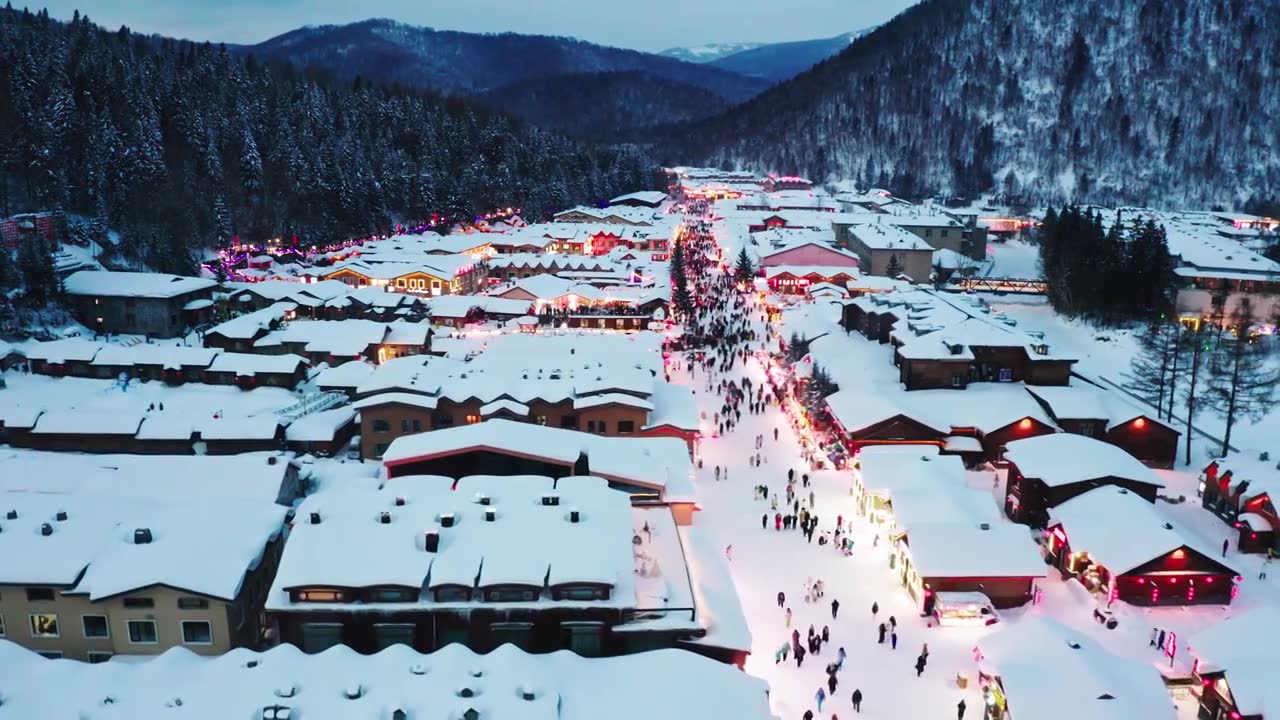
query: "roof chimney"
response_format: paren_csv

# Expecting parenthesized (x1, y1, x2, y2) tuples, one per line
(424, 529, 440, 553)
(134, 528, 153, 544)
(484, 508, 496, 522)
(40, 522, 53, 536)
(440, 512, 456, 528)
(394, 496, 406, 507)
(309, 512, 321, 525)
(55, 510, 68, 522)
(476, 494, 491, 506)
(542, 494, 560, 506)
(569, 509, 581, 524)
(5, 509, 15, 520)
(379, 511, 391, 524)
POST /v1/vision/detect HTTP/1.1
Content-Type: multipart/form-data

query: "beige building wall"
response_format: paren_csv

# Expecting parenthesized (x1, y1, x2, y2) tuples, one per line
(0, 538, 280, 662)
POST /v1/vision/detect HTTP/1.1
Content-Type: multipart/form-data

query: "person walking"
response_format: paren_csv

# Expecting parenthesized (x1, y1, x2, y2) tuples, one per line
(763, 513, 769, 530)
(891, 631, 898, 650)
(837, 646, 847, 670)
(786, 608, 793, 628)
(915, 654, 927, 677)
(816, 687, 826, 713)
(851, 689, 862, 713)
(822, 625, 830, 643)
(827, 672, 838, 695)
(871, 601, 879, 618)
(778, 591, 786, 608)
(831, 598, 840, 619)
(889, 615, 897, 631)
(796, 644, 807, 667)
(1222, 538, 1230, 557)
(877, 623, 887, 644)
(957, 698, 967, 719)
(803, 711, 814, 720)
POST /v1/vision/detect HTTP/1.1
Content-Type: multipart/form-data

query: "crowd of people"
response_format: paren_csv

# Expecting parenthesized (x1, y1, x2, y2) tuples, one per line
(670, 201, 974, 720)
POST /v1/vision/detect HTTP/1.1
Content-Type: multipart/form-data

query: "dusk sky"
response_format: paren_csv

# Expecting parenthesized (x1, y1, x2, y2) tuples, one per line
(34, 0, 918, 51)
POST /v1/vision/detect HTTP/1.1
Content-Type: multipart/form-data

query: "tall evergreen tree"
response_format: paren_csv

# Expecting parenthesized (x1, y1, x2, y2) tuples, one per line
(884, 254, 904, 277)
(1126, 320, 1182, 419)
(733, 247, 755, 286)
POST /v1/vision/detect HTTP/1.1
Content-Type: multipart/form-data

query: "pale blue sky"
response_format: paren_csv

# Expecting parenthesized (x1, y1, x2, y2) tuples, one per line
(33, 0, 918, 51)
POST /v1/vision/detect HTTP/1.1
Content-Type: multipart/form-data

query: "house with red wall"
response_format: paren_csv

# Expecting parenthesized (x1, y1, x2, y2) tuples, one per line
(1045, 487, 1238, 606)
(1200, 453, 1280, 555)
(758, 241, 860, 268)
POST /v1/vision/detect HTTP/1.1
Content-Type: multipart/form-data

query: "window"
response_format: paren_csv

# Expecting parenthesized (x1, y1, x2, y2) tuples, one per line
(400, 419, 410, 433)
(617, 420, 635, 434)
(536, 415, 548, 426)
(375, 443, 389, 457)
(82, 615, 110, 639)
(87, 651, 113, 664)
(432, 413, 454, 429)
(26, 588, 55, 602)
(941, 230, 950, 238)
(951, 374, 962, 388)
(37, 651, 63, 660)
(181, 620, 213, 645)
(555, 586, 608, 601)
(295, 589, 346, 603)
(372, 419, 390, 433)
(29, 614, 60, 638)
(586, 420, 598, 433)
(997, 368, 1013, 382)
(0, 613, 5, 637)
(177, 597, 209, 610)
(560, 415, 578, 429)
(127, 619, 158, 644)
(434, 587, 472, 603)
(411, 419, 422, 432)
(367, 589, 415, 603)
(122, 597, 155, 609)
(925, 229, 933, 238)
(465, 414, 480, 424)
(486, 588, 536, 602)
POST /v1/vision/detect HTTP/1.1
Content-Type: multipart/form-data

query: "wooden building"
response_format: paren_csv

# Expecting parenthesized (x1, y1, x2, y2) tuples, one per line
(1046, 487, 1238, 606)
(1188, 607, 1279, 720)
(1001, 434, 1166, 527)
(1200, 454, 1280, 555)
(1025, 385, 1179, 468)
(63, 271, 217, 338)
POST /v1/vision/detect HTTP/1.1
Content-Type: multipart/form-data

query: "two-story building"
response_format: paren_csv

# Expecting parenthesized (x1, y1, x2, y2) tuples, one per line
(64, 271, 217, 338)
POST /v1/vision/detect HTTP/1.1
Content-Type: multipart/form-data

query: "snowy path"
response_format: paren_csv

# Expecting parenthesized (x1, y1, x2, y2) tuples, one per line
(673, 308, 987, 719)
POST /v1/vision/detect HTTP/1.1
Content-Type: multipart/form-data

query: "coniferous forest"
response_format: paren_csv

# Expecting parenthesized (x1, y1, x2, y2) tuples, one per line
(1038, 206, 1177, 323)
(0, 7, 658, 274)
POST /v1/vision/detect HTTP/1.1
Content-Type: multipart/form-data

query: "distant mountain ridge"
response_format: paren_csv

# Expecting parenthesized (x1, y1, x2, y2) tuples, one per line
(659, 42, 765, 64)
(708, 29, 873, 81)
(242, 19, 767, 100)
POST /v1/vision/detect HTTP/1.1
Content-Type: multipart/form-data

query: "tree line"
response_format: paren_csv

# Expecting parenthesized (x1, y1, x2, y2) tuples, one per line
(1039, 206, 1176, 322)
(0, 6, 657, 281)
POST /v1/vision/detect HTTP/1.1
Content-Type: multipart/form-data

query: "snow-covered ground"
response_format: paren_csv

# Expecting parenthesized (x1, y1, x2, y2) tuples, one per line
(980, 238, 1042, 278)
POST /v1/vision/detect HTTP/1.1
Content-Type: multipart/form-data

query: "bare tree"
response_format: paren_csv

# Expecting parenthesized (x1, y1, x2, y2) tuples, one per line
(1125, 320, 1182, 418)
(1205, 298, 1278, 456)
(1179, 325, 1210, 466)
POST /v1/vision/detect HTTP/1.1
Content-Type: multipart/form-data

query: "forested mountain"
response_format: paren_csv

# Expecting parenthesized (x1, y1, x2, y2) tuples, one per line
(672, 0, 1280, 208)
(243, 19, 768, 101)
(707, 30, 871, 82)
(659, 42, 765, 64)
(0, 8, 657, 275)
(477, 71, 729, 139)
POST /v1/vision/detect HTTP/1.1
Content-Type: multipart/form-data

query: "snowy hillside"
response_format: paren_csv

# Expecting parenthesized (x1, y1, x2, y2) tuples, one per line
(672, 0, 1280, 208)
(707, 29, 874, 82)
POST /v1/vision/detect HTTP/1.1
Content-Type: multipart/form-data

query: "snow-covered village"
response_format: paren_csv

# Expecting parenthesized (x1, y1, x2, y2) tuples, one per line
(2, 2, 1280, 720)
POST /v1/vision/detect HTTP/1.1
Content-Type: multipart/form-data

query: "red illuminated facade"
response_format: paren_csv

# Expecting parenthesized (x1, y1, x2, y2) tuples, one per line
(1200, 459, 1279, 555)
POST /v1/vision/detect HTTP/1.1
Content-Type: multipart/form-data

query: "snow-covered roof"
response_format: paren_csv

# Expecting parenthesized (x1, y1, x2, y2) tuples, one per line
(0, 641, 773, 720)
(31, 409, 145, 435)
(572, 393, 654, 411)
(1024, 385, 1172, 431)
(645, 382, 700, 432)
(1188, 606, 1280, 717)
(285, 407, 357, 443)
(20, 338, 104, 363)
(978, 617, 1177, 720)
(351, 391, 439, 411)
(855, 446, 964, 494)
(1048, 486, 1230, 575)
(312, 359, 377, 390)
(89, 344, 220, 369)
(0, 449, 296, 505)
(479, 398, 531, 417)
(206, 304, 294, 341)
(382, 420, 695, 501)
(270, 475, 634, 608)
(198, 417, 282, 441)
(905, 522, 1046, 578)
(206, 352, 307, 377)
(0, 492, 285, 599)
(1004, 434, 1164, 488)
(678, 523, 753, 653)
(847, 221, 934, 250)
(64, 270, 216, 298)
(609, 190, 667, 205)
